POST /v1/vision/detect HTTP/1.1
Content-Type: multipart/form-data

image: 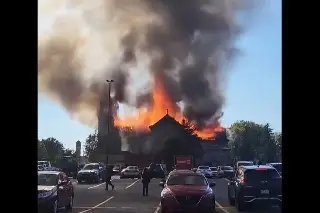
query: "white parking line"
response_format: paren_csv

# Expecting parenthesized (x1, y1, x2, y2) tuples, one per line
(87, 182, 105, 189)
(87, 177, 117, 189)
(215, 201, 231, 213)
(78, 196, 114, 213)
(224, 178, 230, 182)
(125, 179, 140, 189)
(153, 203, 161, 213)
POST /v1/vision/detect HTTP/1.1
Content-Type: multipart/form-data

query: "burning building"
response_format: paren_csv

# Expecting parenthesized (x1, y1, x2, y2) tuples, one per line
(38, 0, 248, 166)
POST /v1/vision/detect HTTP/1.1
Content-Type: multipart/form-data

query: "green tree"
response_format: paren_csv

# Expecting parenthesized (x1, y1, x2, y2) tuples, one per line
(63, 148, 77, 158)
(84, 133, 98, 160)
(274, 132, 282, 161)
(38, 140, 48, 160)
(228, 121, 278, 163)
(41, 137, 65, 163)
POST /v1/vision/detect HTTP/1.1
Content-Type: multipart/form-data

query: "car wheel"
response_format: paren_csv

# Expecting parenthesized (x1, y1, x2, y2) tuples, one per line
(51, 200, 58, 213)
(236, 197, 246, 212)
(65, 195, 73, 211)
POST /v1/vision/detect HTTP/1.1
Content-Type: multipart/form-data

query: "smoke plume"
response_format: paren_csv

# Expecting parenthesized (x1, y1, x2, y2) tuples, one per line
(38, 0, 253, 127)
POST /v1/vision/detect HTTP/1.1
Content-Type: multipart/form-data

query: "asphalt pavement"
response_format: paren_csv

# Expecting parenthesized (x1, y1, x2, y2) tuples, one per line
(64, 176, 280, 213)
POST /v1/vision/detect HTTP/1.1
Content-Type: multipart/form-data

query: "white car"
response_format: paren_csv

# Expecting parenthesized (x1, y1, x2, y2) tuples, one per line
(120, 166, 141, 179)
(196, 166, 212, 178)
(209, 167, 218, 177)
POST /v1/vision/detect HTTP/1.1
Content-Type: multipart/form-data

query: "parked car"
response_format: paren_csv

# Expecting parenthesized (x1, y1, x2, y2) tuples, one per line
(234, 161, 254, 172)
(196, 166, 212, 178)
(77, 163, 106, 183)
(148, 163, 165, 179)
(160, 169, 216, 213)
(38, 171, 74, 213)
(217, 166, 234, 178)
(209, 167, 217, 177)
(120, 166, 141, 179)
(38, 165, 44, 171)
(228, 165, 282, 212)
(267, 163, 282, 176)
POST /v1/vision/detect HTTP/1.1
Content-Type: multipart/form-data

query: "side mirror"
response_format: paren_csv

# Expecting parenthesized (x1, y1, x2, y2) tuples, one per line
(209, 182, 216, 187)
(159, 182, 165, 188)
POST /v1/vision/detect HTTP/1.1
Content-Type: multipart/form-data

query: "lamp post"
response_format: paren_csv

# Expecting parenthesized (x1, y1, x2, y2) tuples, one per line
(105, 79, 113, 190)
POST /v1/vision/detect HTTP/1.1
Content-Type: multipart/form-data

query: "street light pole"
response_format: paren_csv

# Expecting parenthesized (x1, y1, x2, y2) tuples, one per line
(105, 79, 113, 190)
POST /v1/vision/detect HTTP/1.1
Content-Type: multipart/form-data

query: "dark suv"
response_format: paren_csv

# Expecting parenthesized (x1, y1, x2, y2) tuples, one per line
(149, 163, 165, 179)
(227, 165, 282, 212)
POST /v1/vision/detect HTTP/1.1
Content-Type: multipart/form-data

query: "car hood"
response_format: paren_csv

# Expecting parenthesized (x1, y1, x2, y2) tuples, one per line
(38, 185, 56, 192)
(167, 185, 210, 196)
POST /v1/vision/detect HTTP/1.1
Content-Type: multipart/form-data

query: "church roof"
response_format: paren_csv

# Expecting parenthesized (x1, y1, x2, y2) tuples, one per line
(149, 114, 181, 130)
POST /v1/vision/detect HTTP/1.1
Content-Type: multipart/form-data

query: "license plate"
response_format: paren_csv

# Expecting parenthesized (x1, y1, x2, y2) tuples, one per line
(261, 189, 269, 194)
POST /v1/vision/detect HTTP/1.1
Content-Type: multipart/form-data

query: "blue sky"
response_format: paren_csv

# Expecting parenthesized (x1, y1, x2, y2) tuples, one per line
(38, 1, 281, 150)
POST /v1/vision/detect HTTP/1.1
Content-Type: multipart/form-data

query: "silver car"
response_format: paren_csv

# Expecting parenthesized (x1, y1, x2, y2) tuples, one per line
(120, 166, 141, 179)
(196, 166, 212, 178)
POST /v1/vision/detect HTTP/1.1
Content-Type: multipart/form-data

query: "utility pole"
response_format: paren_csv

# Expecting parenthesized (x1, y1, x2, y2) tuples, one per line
(105, 79, 113, 190)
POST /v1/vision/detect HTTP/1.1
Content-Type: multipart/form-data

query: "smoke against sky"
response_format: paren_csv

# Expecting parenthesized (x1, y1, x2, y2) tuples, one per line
(38, 0, 255, 128)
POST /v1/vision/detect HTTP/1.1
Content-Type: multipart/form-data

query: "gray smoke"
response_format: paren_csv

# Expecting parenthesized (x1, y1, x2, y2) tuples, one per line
(38, 0, 253, 127)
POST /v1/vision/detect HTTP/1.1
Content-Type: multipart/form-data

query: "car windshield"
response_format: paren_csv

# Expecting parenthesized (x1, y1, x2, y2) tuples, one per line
(221, 166, 233, 170)
(83, 164, 99, 170)
(271, 164, 282, 173)
(38, 162, 49, 167)
(198, 166, 209, 170)
(245, 169, 281, 182)
(38, 173, 58, 186)
(210, 167, 217, 171)
(167, 174, 207, 186)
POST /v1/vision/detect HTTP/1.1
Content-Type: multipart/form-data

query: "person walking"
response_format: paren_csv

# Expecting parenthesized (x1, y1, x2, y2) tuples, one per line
(141, 167, 151, 196)
(105, 165, 115, 190)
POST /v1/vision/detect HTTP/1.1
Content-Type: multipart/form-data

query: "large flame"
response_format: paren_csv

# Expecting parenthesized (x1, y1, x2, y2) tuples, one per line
(114, 78, 224, 139)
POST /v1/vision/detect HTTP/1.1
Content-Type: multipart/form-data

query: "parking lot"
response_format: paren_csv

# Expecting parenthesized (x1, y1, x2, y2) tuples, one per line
(66, 176, 280, 213)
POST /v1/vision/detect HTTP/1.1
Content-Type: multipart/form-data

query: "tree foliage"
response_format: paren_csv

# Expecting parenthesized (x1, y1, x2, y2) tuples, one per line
(63, 148, 77, 158)
(38, 140, 48, 160)
(228, 120, 281, 163)
(39, 137, 65, 163)
(84, 133, 98, 159)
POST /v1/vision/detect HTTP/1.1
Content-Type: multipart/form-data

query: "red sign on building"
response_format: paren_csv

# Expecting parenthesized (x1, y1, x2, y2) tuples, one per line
(175, 156, 193, 170)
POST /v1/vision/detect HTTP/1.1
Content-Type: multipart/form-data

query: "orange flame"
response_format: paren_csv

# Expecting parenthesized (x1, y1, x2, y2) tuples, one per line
(114, 78, 224, 139)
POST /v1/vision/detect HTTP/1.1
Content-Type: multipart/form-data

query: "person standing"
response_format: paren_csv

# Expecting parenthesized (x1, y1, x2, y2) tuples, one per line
(105, 165, 115, 190)
(141, 167, 151, 196)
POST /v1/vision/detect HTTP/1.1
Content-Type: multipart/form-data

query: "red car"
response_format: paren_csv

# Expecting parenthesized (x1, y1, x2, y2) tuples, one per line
(160, 170, 216, 213)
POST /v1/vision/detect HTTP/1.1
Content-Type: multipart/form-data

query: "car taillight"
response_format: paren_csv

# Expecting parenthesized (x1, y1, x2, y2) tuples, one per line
(255, 168, 268, 171)
(240, 179, 245, 184)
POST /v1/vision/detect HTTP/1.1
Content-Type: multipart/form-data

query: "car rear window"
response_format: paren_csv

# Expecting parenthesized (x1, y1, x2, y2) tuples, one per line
(245, 169, 281, 182)
(128, 166, 138, 170)
(271, 164, 282, 172)
(167, 174, 207, 186)
(238, 162, 253, 167)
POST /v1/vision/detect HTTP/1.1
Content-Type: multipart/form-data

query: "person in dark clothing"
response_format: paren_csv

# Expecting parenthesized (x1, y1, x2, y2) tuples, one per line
(105, 165, 115, 190)
(141, 167, 151, 196)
